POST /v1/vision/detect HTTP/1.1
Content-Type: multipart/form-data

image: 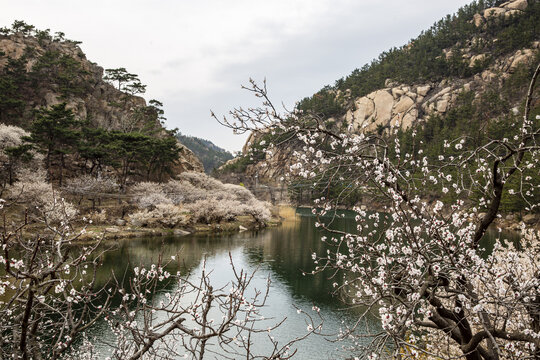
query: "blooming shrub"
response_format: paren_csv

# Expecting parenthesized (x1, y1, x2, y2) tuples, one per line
(129, 204, 188, 228)
(9, 168, 78, 223)
(0, 124, 43, 190)
(63, 174, 120, 195)
(0, 124, 28, 150)
(161, 180, 206, 204)
(130, 182, 172, 209)
(185, 197, 240, 223)
(87, 209, 108, 224)
(240, 199, 271, 223)
(178, 171, 223, 190)
(222, 183, 255, 202)
(129, 172, 271, 225)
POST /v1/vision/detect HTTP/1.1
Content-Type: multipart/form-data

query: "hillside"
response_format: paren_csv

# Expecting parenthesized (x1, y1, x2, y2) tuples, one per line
(0, 21, 202, 188)
(176, 133, 233, 173)
(219, 0, 540, 209)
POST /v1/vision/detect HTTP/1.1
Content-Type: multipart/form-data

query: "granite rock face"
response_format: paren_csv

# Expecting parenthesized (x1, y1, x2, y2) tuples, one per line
(0, 33, 203, 175)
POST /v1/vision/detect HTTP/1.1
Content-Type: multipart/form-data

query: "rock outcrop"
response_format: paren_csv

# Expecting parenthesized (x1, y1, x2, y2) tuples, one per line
(0, 33, 203, 174)
(473, 0, 528, 26)
(342, 43, 538, 134)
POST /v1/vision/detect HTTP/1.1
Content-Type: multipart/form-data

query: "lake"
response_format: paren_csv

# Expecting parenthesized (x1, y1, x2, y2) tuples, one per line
(87, 207, 518, 359)
(88, 208, 365, 359)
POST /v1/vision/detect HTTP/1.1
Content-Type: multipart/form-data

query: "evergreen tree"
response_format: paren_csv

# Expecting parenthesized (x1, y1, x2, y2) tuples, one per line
(29, 103, 80, 185)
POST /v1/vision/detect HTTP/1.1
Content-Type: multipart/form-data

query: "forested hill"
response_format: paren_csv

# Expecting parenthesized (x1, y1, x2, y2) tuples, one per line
(0, 21, 203, 186)
(297, 0, 539, 119)
(221, 0, 540, 211)
(176, 133, 233, 173)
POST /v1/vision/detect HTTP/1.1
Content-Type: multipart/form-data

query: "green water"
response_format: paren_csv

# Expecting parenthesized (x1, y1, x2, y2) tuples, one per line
(88, 209, 364, 359)
(85, 208, 519, 359)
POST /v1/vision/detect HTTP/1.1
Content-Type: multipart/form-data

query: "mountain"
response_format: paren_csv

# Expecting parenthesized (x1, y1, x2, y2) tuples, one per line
(0, 21, 203, 183)
(219, 0, 540, 194)
(176, 133, 233, 173)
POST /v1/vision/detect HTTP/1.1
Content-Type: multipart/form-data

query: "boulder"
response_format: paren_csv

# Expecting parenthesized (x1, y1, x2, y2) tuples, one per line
(483, 7, 506, 19)
(372, 90, 394, 125)
(391, 88, 404, 99)
(433, 86, 453, 99)
(354, 97, 375, 121)
(416, 85, 431, 96)
(173, 229, 191, 236)
(469, 54, 486, 67)
(509, 49, 533, 72)
(402, 112, 416, 130)
(437, 100, 449, 113)
(481, 70, 496, 82)
(504, 0, 528, 11)
(406, 92, 417, 100)
(393, 96, 415, 114)
(115, 219, 126, 226)
(505, 9, 523, 19)
(384, 79, 397, 87)
(473, 13, 485, 27)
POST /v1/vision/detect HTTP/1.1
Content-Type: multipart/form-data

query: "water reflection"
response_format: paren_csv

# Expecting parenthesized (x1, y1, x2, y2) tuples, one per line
(87, 207, 519, 358)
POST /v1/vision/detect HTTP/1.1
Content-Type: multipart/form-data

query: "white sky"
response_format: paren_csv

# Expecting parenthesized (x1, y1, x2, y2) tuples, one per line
(2, 0, 472, 152)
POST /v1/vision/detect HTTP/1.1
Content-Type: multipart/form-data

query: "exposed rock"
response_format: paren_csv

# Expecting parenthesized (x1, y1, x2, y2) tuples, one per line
(371, 90, 394, 125)
(469, 54, 486, 67)
(503, 0, 528, 11)
(509, 49, 534, 72)
(505, 9, 523, 19)
(105, 227, 119, 233)
(473, 13, 485, 27)
(355, 97, 375, 119)
(348, 97, 375, 130)
(174, 142, 204, 173)
(481, 70, 496, 82)
(402, 112, 416, 130)
(483, 7, 506, 19)
(384, 79, 397, 87)
(416, 85, 431, 96)
(391, 88, 404, 99)
(115, 219, 126, 226)
(393, 96, 414, 114)
(173, 229, 191, 236)
(433, 86, 453, 99)
(436, 100, 449, 113)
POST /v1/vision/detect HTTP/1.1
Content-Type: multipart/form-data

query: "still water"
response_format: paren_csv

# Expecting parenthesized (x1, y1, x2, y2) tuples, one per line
(88, 208, 518, 359)
(90, 208, 363, 359)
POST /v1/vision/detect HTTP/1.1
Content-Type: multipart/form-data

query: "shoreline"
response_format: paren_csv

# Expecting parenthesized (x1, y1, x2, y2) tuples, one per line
(73, 205, 297, 242)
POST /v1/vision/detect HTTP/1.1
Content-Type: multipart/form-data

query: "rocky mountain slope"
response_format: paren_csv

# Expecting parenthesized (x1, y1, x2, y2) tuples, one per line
(221, 0, 539, 187)
(0, 25, 203, 175)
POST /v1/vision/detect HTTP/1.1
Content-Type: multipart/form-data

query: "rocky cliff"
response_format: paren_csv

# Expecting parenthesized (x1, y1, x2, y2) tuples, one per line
(344, 45, 537, 133)
(0, 29, 203, 174)
(226, 0, 539, 184)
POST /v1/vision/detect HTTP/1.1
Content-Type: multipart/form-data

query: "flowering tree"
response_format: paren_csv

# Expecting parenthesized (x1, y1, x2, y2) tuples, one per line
(0, 192, 315, 359)
(215, 65, 540, 359)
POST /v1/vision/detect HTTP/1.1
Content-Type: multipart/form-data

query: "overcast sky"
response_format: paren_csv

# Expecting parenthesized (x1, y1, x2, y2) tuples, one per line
(2, 0, 472, 153)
